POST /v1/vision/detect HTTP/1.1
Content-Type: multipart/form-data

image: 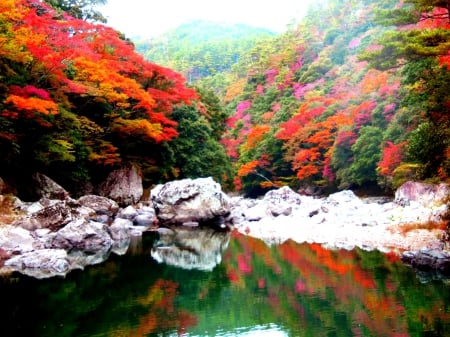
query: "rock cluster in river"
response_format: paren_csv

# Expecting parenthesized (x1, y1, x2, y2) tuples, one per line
(0, 193, 156, 278)
(0, 174, 448, 280)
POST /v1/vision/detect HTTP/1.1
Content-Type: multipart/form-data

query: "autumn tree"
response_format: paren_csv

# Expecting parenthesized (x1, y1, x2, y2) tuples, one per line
(361, 0, 450, 181)
(0, 0, 198, 197)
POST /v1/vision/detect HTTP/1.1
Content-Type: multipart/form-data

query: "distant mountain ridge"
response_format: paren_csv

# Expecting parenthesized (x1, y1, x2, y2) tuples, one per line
(134, 20, 276, 81)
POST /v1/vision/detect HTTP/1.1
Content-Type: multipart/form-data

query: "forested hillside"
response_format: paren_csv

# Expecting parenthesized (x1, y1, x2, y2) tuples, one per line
(0, 0, 449, 199)
(135, 20, 275, 93)
(0, 0, 232, 198)
(216, 0, 450, 196)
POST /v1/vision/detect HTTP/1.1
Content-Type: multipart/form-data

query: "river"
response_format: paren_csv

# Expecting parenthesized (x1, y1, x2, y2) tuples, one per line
(1, 229, 449, 336)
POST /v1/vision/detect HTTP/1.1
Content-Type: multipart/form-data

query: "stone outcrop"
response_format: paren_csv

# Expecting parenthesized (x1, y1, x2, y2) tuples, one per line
(151, 177, 230, 225)
(32, 173, 70, 200)
(98, 164, 143, 205)
(77, 195, 120, 218)
(4, 249, 70, 278)
(395, 181, 449, 207)
(401, 249, 450, 282)
(51, 218, 113, 251)
(13, 199, 73, 231)
(227, 186, 302, 223)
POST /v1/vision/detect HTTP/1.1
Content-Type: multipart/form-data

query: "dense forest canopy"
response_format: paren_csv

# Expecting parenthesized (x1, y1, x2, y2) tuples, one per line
(161, 0, 448, 196)
(0, 0, 232, 198)
(0, 0, 448, 198)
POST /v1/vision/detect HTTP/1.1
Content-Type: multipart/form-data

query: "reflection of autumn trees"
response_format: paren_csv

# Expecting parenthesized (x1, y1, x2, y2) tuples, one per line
(128, 279, 198, 337)
(223, 234, 450, 336)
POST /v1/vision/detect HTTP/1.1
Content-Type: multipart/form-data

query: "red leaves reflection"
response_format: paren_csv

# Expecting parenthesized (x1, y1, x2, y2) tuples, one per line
(129, 279, 198, 337)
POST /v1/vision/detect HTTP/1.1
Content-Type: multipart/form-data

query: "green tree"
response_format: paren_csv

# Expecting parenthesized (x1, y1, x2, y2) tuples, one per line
(168, 104, 233, 186)
(44, 0, 107, 22)
(407, 121, 449, 178)
(350, 126, 383, 186)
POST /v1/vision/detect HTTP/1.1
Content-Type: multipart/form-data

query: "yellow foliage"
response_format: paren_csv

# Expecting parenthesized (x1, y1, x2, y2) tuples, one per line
(223, 78, 247, 103)
(111, 117, 163, 140)
(73, 57, 155, 111)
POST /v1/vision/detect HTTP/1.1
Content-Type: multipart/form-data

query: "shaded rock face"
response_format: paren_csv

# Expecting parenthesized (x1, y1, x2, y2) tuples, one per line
(401, 249, 450, 282)
(395, 181, 449, 207)
(32, 173, 69, 200)
(151, 177, 230, 225)
(98, 164, 143, 205)
(151, 227, 230, 271)
(77, 195, 120, 218)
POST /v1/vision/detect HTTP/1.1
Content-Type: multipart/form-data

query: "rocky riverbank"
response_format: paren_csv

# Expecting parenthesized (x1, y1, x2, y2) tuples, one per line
(0, 175, 448, 279)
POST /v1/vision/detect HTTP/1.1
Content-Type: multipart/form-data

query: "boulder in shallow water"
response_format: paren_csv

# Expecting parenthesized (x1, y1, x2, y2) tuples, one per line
(51, 218, 113, 252)
(4, 249, 70, 278)
(401, 249, 450, 281)
(150, 177, 230, 225)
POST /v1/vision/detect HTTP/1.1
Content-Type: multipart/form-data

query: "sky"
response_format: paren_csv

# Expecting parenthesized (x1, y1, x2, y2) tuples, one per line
(99, 0, 317, 38)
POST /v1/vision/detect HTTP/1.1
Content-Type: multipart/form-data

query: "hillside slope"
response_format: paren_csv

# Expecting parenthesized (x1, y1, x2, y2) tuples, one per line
(217, 0, 450, 196)
(135, 20, 275, 83)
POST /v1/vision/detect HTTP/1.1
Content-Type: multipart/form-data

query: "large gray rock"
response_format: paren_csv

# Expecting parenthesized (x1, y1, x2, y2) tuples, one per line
(395, 181, 449, 207)
(32, 173, 69, 200)
(4, 249, 70, 278)
(52, 218, 113, 252)
(151, 177, 230, 225)
(263, 186, 302, 205)
(263, 186, 302, 216)
(0, 225, 42, 253)
(77, 195, 119, 218)
(13, 200, 73, 231)
(98, 164, 143, 205)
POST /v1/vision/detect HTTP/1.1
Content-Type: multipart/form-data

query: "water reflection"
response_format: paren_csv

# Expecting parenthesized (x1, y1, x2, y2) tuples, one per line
(0, 231, 449, 337)
(151, 227, 230, 271)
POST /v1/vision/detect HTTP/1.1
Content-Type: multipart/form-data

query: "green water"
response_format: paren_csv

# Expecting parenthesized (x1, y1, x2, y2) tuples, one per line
(1, 230, 449, 337)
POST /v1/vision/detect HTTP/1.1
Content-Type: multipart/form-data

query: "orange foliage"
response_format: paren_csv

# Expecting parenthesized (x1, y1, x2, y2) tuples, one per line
(0, 0, 198, 156)
(4, 94, 58, 116)
(360, 69, 389, 94)
(111, 118, 178, 143)
(243, 125, 270, 150)
(237, 160, 260, 177)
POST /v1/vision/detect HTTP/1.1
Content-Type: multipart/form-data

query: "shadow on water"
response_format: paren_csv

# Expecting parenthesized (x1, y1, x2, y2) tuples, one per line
(0, 229, 449, 337)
